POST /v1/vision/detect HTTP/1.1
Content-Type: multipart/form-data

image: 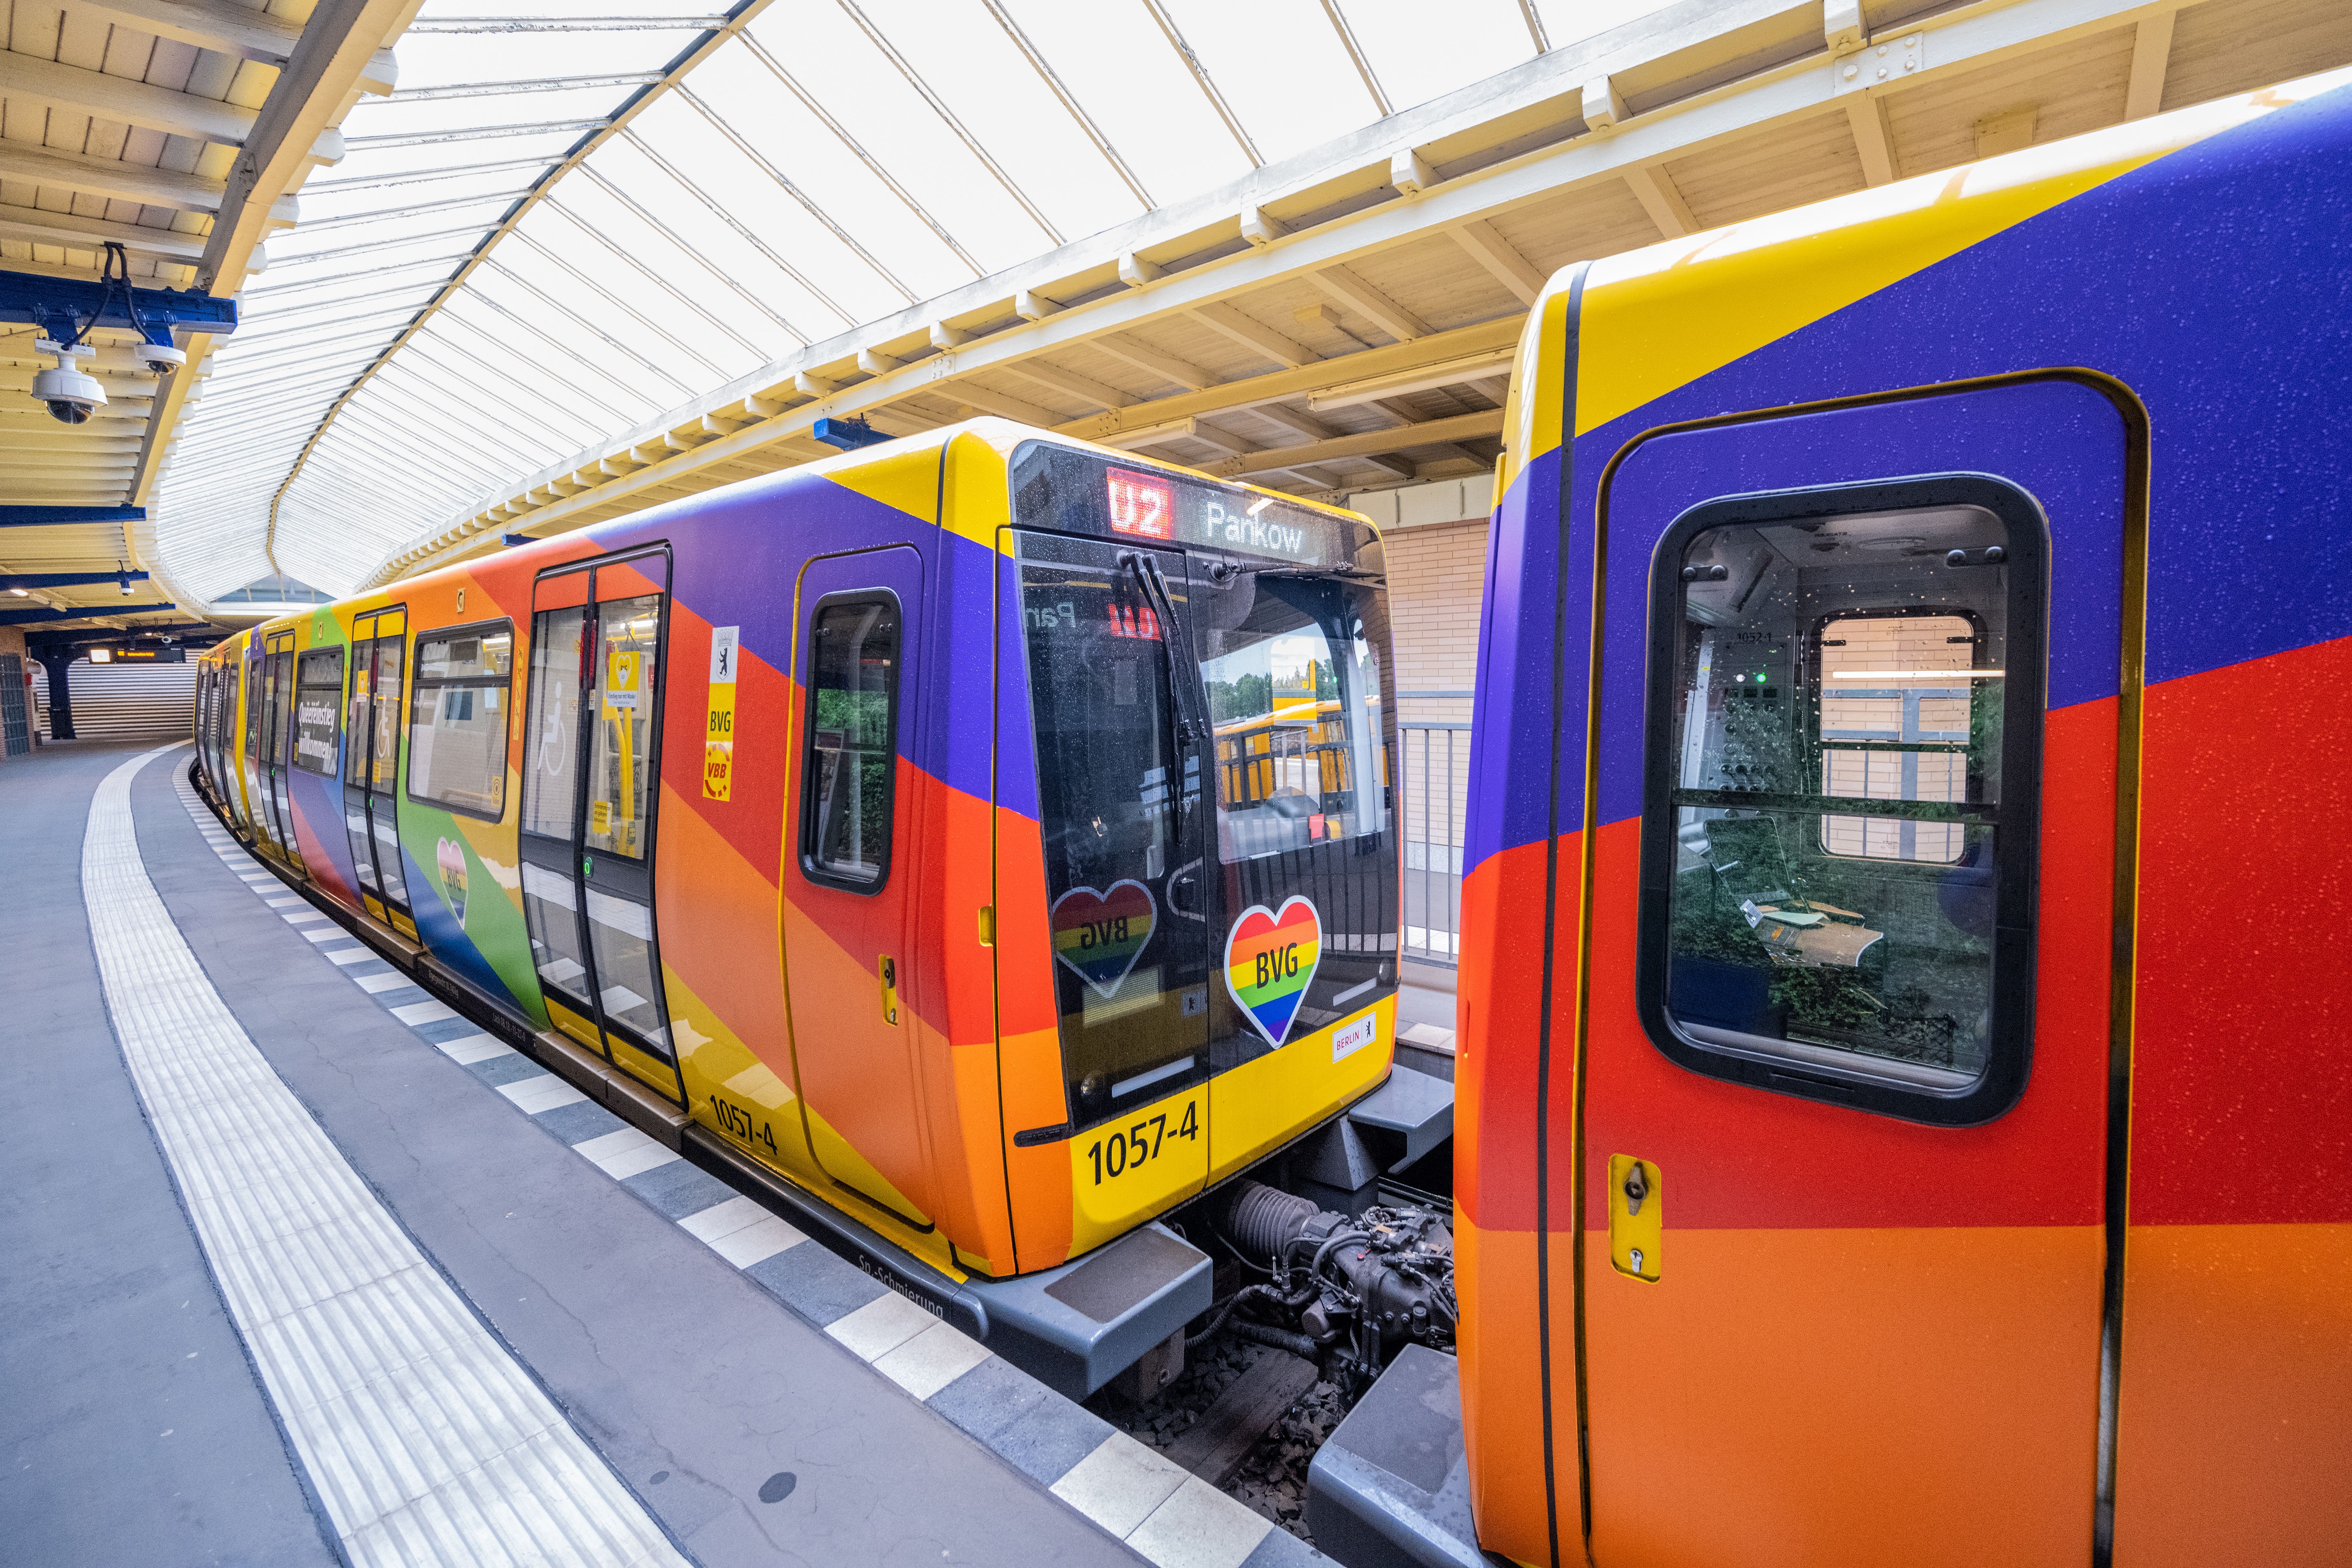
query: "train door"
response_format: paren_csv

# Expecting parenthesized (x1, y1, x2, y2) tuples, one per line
(519, 552, 682, 1102)
(238, 641, 263, 832)
(780, 545, 950, 1227)
(1007, 529, 1213, 1240)
(342, 609, 416, 936)
(1576, 379, 2131, 1566)
(256, 631, 304, 868)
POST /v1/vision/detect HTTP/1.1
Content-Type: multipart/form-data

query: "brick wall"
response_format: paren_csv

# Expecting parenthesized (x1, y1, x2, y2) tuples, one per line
(1381, 517, 1489, 701)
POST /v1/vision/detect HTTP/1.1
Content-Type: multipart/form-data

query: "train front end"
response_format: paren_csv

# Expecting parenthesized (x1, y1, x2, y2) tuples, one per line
(992, 437, 1404, 1269)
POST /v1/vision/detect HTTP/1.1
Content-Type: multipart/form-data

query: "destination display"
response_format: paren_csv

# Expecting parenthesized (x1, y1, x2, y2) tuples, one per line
(1013, 440, 1361, 569)
(1104, 466, 1332, 564)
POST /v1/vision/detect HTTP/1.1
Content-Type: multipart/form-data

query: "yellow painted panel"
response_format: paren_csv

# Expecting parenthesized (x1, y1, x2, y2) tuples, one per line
(1564, 78, 2347, 441)
(942, 428, 1012, 552)
(1066, 1083, 1208, 1258)
(826, 441, 940, 524)
(1206, 993, 1398, 1186)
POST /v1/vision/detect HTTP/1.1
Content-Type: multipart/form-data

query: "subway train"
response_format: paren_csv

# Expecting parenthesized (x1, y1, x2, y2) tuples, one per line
(193, 423, 1447, 1394)
(1452, 65, 2352, 1568)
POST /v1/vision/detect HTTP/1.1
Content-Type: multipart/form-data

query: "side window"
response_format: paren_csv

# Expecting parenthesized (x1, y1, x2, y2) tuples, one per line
(407, 621, 514, 818)
(292, 648, 344, 776)
(1640, 481, 2042, 1120)
(800, 595, 898, 891)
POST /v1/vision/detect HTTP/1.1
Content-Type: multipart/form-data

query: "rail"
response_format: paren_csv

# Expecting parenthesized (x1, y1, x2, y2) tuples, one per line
(1397, 689, 1470, 969)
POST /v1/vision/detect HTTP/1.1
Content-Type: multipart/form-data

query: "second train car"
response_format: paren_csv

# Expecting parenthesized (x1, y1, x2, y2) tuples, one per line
(193, 419, 1417, 1390)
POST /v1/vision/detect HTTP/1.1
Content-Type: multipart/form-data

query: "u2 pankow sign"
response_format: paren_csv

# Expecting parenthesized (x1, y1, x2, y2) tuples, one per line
(704, 625, 739, 801)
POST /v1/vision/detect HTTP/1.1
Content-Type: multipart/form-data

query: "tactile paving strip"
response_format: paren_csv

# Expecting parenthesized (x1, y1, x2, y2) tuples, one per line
(170, 752, 1318, 1568)
(89, 744, 690, 1568)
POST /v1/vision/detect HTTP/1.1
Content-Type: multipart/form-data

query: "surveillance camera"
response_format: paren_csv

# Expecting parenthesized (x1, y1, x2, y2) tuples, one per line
(141, 343, 187, 376)
(31, 340, 105, 425)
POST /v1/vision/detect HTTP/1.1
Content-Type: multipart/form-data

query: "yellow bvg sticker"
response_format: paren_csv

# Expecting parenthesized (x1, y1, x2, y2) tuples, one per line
(703, 624, 739, 802)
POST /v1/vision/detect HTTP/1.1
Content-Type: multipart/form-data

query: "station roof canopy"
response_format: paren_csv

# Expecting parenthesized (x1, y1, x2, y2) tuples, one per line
(4, 0, 2349, 624)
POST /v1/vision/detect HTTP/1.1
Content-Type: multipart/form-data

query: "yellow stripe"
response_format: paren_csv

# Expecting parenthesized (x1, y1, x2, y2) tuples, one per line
(1494, 71, 2352, 484)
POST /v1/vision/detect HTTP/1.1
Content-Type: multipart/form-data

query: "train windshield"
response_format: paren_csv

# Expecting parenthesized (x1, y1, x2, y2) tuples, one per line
(1011, 441, 1398, 1134)
(1194, 572, 1387, 862)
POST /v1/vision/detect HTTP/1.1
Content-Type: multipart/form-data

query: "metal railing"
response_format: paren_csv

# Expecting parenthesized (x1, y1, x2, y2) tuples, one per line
(1397, 689, 1471, 967)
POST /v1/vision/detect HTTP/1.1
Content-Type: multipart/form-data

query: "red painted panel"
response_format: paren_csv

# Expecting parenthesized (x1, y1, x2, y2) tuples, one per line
(2131, 635, 2352, 1227)
(1579, 697, 2115, 1236)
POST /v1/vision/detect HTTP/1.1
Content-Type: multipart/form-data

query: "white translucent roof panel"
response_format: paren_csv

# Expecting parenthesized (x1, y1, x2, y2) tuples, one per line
(1165, 0, 1392, 160)
(152, 0, 1687, 604)
(1342, 0, 1538, 115)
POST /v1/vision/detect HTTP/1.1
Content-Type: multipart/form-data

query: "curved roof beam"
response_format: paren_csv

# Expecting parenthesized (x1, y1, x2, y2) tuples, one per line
(831, 0, 1063, 247)
(978, 0, 1155, 209)
(1140, 0, 1262, 167)
(1318, 0, 1392, 118)
(735, 30, 984, 278)
(670, 83, 920, 305)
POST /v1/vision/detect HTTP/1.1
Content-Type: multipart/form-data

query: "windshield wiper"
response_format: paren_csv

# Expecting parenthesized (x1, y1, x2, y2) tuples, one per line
(1120, 551, 1205, 758)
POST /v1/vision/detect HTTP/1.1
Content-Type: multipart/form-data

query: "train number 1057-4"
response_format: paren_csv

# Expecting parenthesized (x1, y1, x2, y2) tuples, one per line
(1087, 1100, 1199, 1186)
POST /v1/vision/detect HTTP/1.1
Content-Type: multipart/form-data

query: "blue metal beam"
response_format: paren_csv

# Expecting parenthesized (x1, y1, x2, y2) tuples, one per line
(0, 505, 145, 528)
(813, 417, 889, 450)
(0, 572, 150, 590)
(0, 602, 176, 626)
(0, 267, 236, 344)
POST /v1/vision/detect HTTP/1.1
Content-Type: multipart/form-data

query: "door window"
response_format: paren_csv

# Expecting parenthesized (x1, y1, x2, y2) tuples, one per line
(524, 608, 584, 841)
(292, 649, 343, 776)
(799, 595, 899, 890)
(587, 595, 661, 860)
(1646, 490, 2039, 1107)
(407, 622, 513, 818)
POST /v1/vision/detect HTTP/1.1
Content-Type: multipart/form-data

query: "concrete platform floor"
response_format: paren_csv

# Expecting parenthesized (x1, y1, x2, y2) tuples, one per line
(2, 741, 1320, 1568)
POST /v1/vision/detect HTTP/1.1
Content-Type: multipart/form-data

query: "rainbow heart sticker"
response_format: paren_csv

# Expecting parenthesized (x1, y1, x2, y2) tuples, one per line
(436, 837, 469, 927)
(1225, 895, 1322, 1050)
(1050, 880, 1159, 998)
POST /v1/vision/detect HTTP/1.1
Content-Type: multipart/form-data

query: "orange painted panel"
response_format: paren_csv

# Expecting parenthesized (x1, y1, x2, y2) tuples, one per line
(1455, 1218, 1554, 1568)
(1584, 1225, 2102, 1568)
(2112, 1222, 2352, 1568)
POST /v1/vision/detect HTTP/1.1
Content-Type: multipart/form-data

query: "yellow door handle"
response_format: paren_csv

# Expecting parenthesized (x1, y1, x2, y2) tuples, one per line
(1608, 1154, 1662, 1281)
(878, 954, 900, 1026)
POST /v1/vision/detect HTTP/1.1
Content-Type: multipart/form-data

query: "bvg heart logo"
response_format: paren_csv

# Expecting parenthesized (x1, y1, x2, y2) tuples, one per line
(1224, 895, 1321, 1050)
(1050, 880, 1159, 998)
(436, 837, 469, 927)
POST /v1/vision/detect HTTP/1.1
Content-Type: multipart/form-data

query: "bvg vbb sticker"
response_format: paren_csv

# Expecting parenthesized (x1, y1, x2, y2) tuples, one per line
(703, 625, 739, 802)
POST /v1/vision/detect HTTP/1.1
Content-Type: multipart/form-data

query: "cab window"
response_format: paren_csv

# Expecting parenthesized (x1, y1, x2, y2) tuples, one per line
(1194, 573, 1389, 862)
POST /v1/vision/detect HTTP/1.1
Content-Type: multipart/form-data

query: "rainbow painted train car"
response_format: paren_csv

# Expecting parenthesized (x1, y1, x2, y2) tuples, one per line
(192, 421, 1425, 1393)
(1444, 67, 2352, 1568)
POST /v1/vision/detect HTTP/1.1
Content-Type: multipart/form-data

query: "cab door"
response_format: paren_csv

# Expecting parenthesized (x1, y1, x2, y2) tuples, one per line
(1004, 529, 1212, 1252)
(782, 545, 948, 1227)
(519, 551, 682, 1102)
(342, 610, 416, 936)
(1577, 378, 2132, 1566)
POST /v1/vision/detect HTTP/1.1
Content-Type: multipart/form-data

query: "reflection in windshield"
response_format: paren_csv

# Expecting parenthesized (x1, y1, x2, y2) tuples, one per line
(1196, 574, 1388, 862)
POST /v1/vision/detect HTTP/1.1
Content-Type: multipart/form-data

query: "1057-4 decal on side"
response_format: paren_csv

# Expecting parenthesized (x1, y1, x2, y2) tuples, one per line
(1086, 1100, 1199, 1186)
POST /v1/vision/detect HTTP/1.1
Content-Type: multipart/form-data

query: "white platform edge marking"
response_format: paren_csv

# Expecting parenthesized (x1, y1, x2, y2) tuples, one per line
(95, 748, 686, 1568)
(174, 770, 1269, 1568)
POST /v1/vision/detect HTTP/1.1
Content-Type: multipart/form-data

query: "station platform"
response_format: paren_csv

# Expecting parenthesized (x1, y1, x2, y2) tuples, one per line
(2, 740, 1323, 1568)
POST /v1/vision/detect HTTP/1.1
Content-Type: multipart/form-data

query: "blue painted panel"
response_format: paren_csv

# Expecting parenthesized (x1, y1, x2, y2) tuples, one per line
(1572, 83, 2352, 688)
